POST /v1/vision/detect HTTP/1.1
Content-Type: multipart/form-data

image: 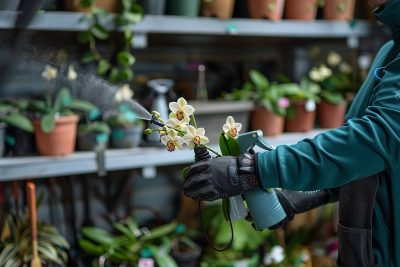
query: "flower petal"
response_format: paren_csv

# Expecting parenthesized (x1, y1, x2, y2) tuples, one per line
(226, 116, 235, 127)
(177, 97, 187, 108)
(169, 102, 179, 112)
(160, 135, 170, 145)
(187, 125, 196, 136)
(168, 129, 177, 138)
(183, 135, 193, 144)
(223, 124, 230, 133)
(200, 136, 209, 145)
(196, 128, 205, 136)
(234, 123, 242, 132)
(183, 105, 195, 115)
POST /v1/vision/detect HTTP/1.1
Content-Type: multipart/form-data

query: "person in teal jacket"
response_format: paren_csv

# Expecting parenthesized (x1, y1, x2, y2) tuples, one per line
(183, 0, 400, 266)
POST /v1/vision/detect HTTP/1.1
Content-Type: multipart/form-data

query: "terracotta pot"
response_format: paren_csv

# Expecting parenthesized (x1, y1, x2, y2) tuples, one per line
(64, 0, 120, 13)
(285, 0, 318, 20)
(33, 115, 79, 156)
(250, 107, 284, 136)
(285, 101, 315, 132)
(247, 0, 285, 21)
(323, 0, 355, 21)
(318, 100, 347, 129)
(202, 0, 235, 19)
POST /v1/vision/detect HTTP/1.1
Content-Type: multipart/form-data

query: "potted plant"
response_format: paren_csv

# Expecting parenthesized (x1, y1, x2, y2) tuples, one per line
(31, 65, 99, 156)
(107, 84, 144, 148)
(284, 0, 318, 20)
(224, 70, 291, 137)
(77, 119, 111, 151)
(309, 50, 353, 128)
(0, 100, 33, 157)
(167, 0, 201, 17)
(0, 212, 70, 266)
(79, 216, 179, 266)
(140, 0, 167, 15)
(79, 0, 143, 84)
(65, 0, 120, 13)
(201, 0, 236, 19)
(285, 78, 320, 132)
(247, 0, 285, 21)
(169, 224, 201, 267)
(322, 0, 356, 21)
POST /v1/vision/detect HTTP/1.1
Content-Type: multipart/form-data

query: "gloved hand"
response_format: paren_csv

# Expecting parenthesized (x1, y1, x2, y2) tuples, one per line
(182, 152, 261, 201)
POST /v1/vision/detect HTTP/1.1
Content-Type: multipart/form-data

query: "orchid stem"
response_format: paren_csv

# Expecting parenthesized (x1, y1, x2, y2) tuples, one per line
(191, 114, 198, 128)
(206, 146, 221, 157)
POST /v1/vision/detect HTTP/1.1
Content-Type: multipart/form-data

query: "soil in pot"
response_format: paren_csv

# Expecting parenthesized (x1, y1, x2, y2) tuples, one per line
(111, 125, 143, 148)
(64, 0, 120, 13)
(5, 126, 36, 156)
(167, 0, 201, 16)
(33, 115, 79, 156)
(250, 107, 285, 136)
(318, 100, 347, 129)
(247, 0, 285, 21)
(285, 0, 318, 20)
(285, 101, 316, 132)
(202, 0, 235, 19)
(0, 123, 6, 157)
(323, 0, 355, 21)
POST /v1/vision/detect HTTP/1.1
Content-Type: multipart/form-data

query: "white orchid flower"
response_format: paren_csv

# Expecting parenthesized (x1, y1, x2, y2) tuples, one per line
(114, 84, 134, 103)
(327, 51, 342, 67)
(223, 116, 242, 139)
(169, 97, 194, 123)
(319, 64, 333, 79)
(264, 245, 285, 265)
(68, 65, 77, 81)
(161, 129, 184, 152)
(339, 62, 352, 74)
(165, 118, 188, 132)
(41, 65, 58, 81)
(309, 67, 324, 82)
(183, 125, 209, 149)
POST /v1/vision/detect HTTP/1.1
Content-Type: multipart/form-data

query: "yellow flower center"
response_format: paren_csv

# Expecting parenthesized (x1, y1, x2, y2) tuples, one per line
(193, 136, 201, 145)
(167, 140, 175, 152)
(176, 111, 185, 121)
(229, 128, 237, 138)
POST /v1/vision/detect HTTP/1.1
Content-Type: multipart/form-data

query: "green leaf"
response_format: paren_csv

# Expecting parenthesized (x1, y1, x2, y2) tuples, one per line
(81, 227, 115, 245)
(81, 51, 96, 64)
(181, 167, 190, 179)
(109, 68, 120, 83)
(2, 113, 33, 132)
(80, 0, 93, 8)
(67, 99, 97, 112)
(41, 113, 56, 133)
(119, 68, 134, 82)
(113, 223, 136, 240)
(0, 244, 18, 266)
(79, 240, 105, 255)
(78, 31, 91, 44)
(117, 51, 136, 66)
(29, 100, 47, 113)
(320, 90, 345, 105)
(53, 87, 72, 112)
(97, 59, 110, 75)
(39, 241, 62, 264)
(218, 133, 240, 156)
(78, 122, 110, 134)
(90, 25, 109, 40)
(249, 70, 269, 90)
(141, 222, 177, 242)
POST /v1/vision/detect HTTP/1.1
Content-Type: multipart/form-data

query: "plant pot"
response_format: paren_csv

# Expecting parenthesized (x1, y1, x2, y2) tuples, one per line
(33, 115, 79, 156)
(64, 0, 120, 13)
(189, 101, 254, 144)
(0, 0, 20, 11)
(202, 0, 235, 19)
(247, 0, 285, 21)
(167, 0, 201, 16)
(6, 126, 36, 156)
(171, 246, 201, 267)
(77, 132, 109, 151)
(141, 0, 167, 15)
(284, 0, 318, 20)
(250, 107, 284, 136)
(111, 125, 144, 148)
(323, 0, 355, 21)
(0, 123, 6, 157)
(285, 101, 315, 132)
(318, 100, 347, 129)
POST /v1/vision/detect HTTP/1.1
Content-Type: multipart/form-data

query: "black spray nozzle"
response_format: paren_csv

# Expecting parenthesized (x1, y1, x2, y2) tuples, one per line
(150, 116, 166, 128)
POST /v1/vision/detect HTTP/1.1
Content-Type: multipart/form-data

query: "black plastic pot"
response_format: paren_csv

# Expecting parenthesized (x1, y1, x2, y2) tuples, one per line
(166, 0, 200, 17)
(111, 125, 143, 149)
(77, 132, 109, 151)
(171, 247, 201, 267)
(0, 123, 6, 157)
(5, 126, 36, 156)
(141, 0, 166, 15)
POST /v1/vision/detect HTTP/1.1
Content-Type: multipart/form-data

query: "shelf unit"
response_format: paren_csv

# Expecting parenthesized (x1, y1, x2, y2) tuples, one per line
(0, 129, 325, 181)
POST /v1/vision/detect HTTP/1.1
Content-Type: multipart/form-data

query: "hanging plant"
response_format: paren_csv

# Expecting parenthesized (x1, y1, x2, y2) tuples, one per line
(78, 0, 143, 83)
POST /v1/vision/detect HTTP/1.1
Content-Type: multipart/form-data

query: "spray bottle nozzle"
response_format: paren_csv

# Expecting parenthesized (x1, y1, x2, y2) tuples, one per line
(150, 115, 165, 128)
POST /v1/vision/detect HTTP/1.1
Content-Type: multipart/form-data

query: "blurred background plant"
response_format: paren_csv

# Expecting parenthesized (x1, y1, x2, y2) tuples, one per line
(78, 0, 143, 83)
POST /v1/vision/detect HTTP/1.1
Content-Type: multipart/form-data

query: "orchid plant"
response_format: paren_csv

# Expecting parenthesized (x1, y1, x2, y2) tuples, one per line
(144, 97, 243, 157)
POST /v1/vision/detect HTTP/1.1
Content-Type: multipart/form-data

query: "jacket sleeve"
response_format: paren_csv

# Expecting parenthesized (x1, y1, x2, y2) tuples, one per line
(257, 53, 400, 191)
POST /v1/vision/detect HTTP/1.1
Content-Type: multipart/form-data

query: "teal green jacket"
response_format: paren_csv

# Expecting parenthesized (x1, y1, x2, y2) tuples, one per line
(257, 1, 400, 266)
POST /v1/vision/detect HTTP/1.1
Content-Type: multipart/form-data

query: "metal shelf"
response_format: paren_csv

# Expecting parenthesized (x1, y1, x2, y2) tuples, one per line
(0, 11, 373, 38)
(0, 129, 325, 181)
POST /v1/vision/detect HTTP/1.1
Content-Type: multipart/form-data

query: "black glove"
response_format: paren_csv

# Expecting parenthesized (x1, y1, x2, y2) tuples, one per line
(182, 152, 261, 201)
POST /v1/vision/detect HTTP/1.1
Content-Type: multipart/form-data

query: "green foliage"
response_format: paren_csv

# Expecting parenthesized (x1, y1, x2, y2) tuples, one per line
(219, 133, 240, 156)
(30, 87, 99, 133)
(107, 103, 144, 128)
(78, 121, 111, 134)
(0, 102, 33, 132)
(0, 213, 70, 266)
(80, 217, 179, 267)
(79, 0, 143, 83)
